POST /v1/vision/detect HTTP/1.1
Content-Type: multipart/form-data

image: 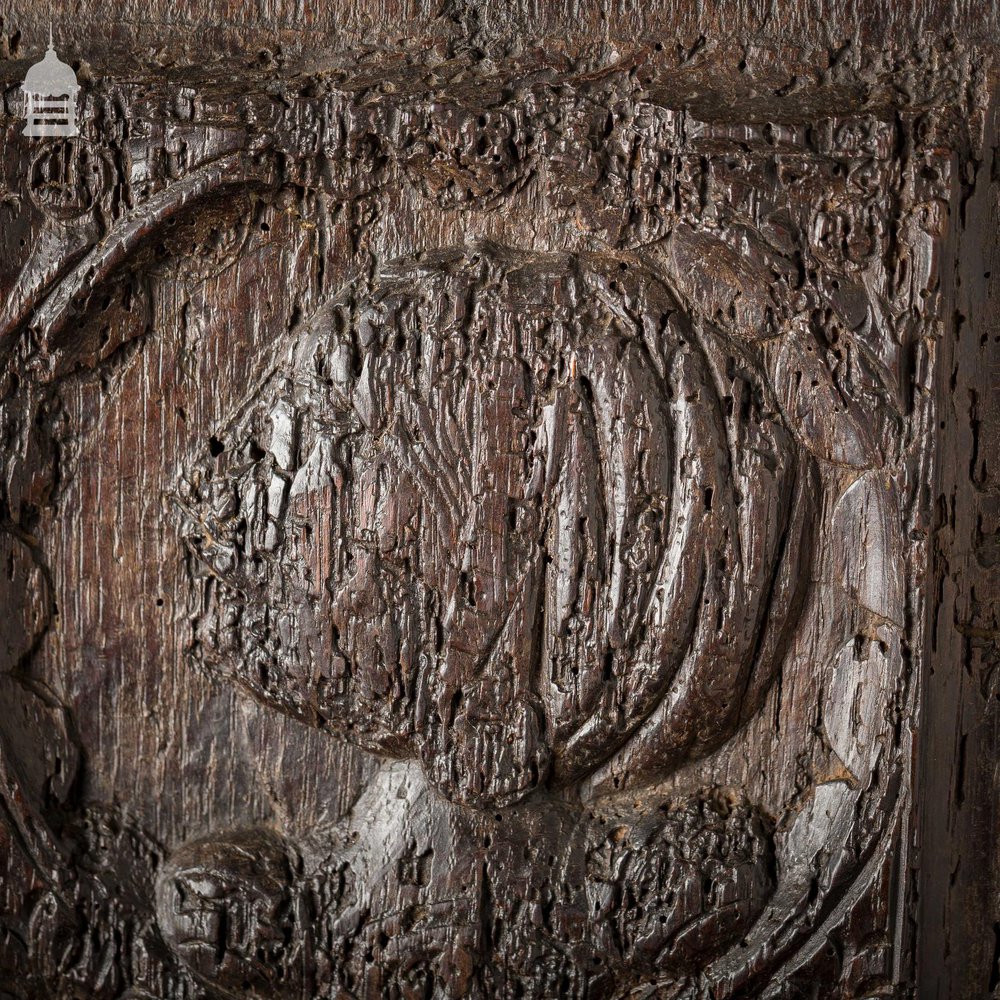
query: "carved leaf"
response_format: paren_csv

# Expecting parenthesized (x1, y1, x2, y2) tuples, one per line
(831, 471, 904, 624)
(767, 319, 882, 469)
(654, 224, 781, 342)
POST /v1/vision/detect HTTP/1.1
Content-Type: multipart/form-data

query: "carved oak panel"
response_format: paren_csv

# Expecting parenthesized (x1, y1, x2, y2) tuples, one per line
(0, 6, 996, 999)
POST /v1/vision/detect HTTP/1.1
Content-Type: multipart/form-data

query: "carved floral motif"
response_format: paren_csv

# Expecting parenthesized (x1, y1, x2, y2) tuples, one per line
(0, 39, 953, 998)
(175, 245, 815, 810)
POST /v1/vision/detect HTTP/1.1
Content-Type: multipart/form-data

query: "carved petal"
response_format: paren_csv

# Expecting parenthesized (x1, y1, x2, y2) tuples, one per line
(823, 630, 902, 781)
(655, 224, 779, 341)
(831, 471, 904, 624)
(767, 320, 882, 468)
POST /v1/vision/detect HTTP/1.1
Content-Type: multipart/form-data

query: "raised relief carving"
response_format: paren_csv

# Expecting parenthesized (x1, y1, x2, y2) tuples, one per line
(0, 37, 957, 1000)
(174, 245, 815, 810)
(152, 779, 775, 999)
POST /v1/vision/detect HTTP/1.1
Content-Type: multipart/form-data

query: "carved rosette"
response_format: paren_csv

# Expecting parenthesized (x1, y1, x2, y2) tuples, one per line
(175, 244, 815, 811)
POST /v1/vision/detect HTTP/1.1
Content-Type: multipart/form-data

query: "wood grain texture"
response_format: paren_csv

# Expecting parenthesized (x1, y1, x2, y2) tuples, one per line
(0, 3, 995, 998)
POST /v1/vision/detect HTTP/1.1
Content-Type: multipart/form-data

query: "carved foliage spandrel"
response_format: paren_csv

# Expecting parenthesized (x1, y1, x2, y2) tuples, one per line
(159, 95, 934, 992)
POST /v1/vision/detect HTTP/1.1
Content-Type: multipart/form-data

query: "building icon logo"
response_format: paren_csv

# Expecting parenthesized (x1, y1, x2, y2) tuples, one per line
(21, 26, 80, 138)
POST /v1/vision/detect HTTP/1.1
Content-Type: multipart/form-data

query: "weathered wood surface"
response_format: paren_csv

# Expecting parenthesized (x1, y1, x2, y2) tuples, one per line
(0, 3, 996, 998)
